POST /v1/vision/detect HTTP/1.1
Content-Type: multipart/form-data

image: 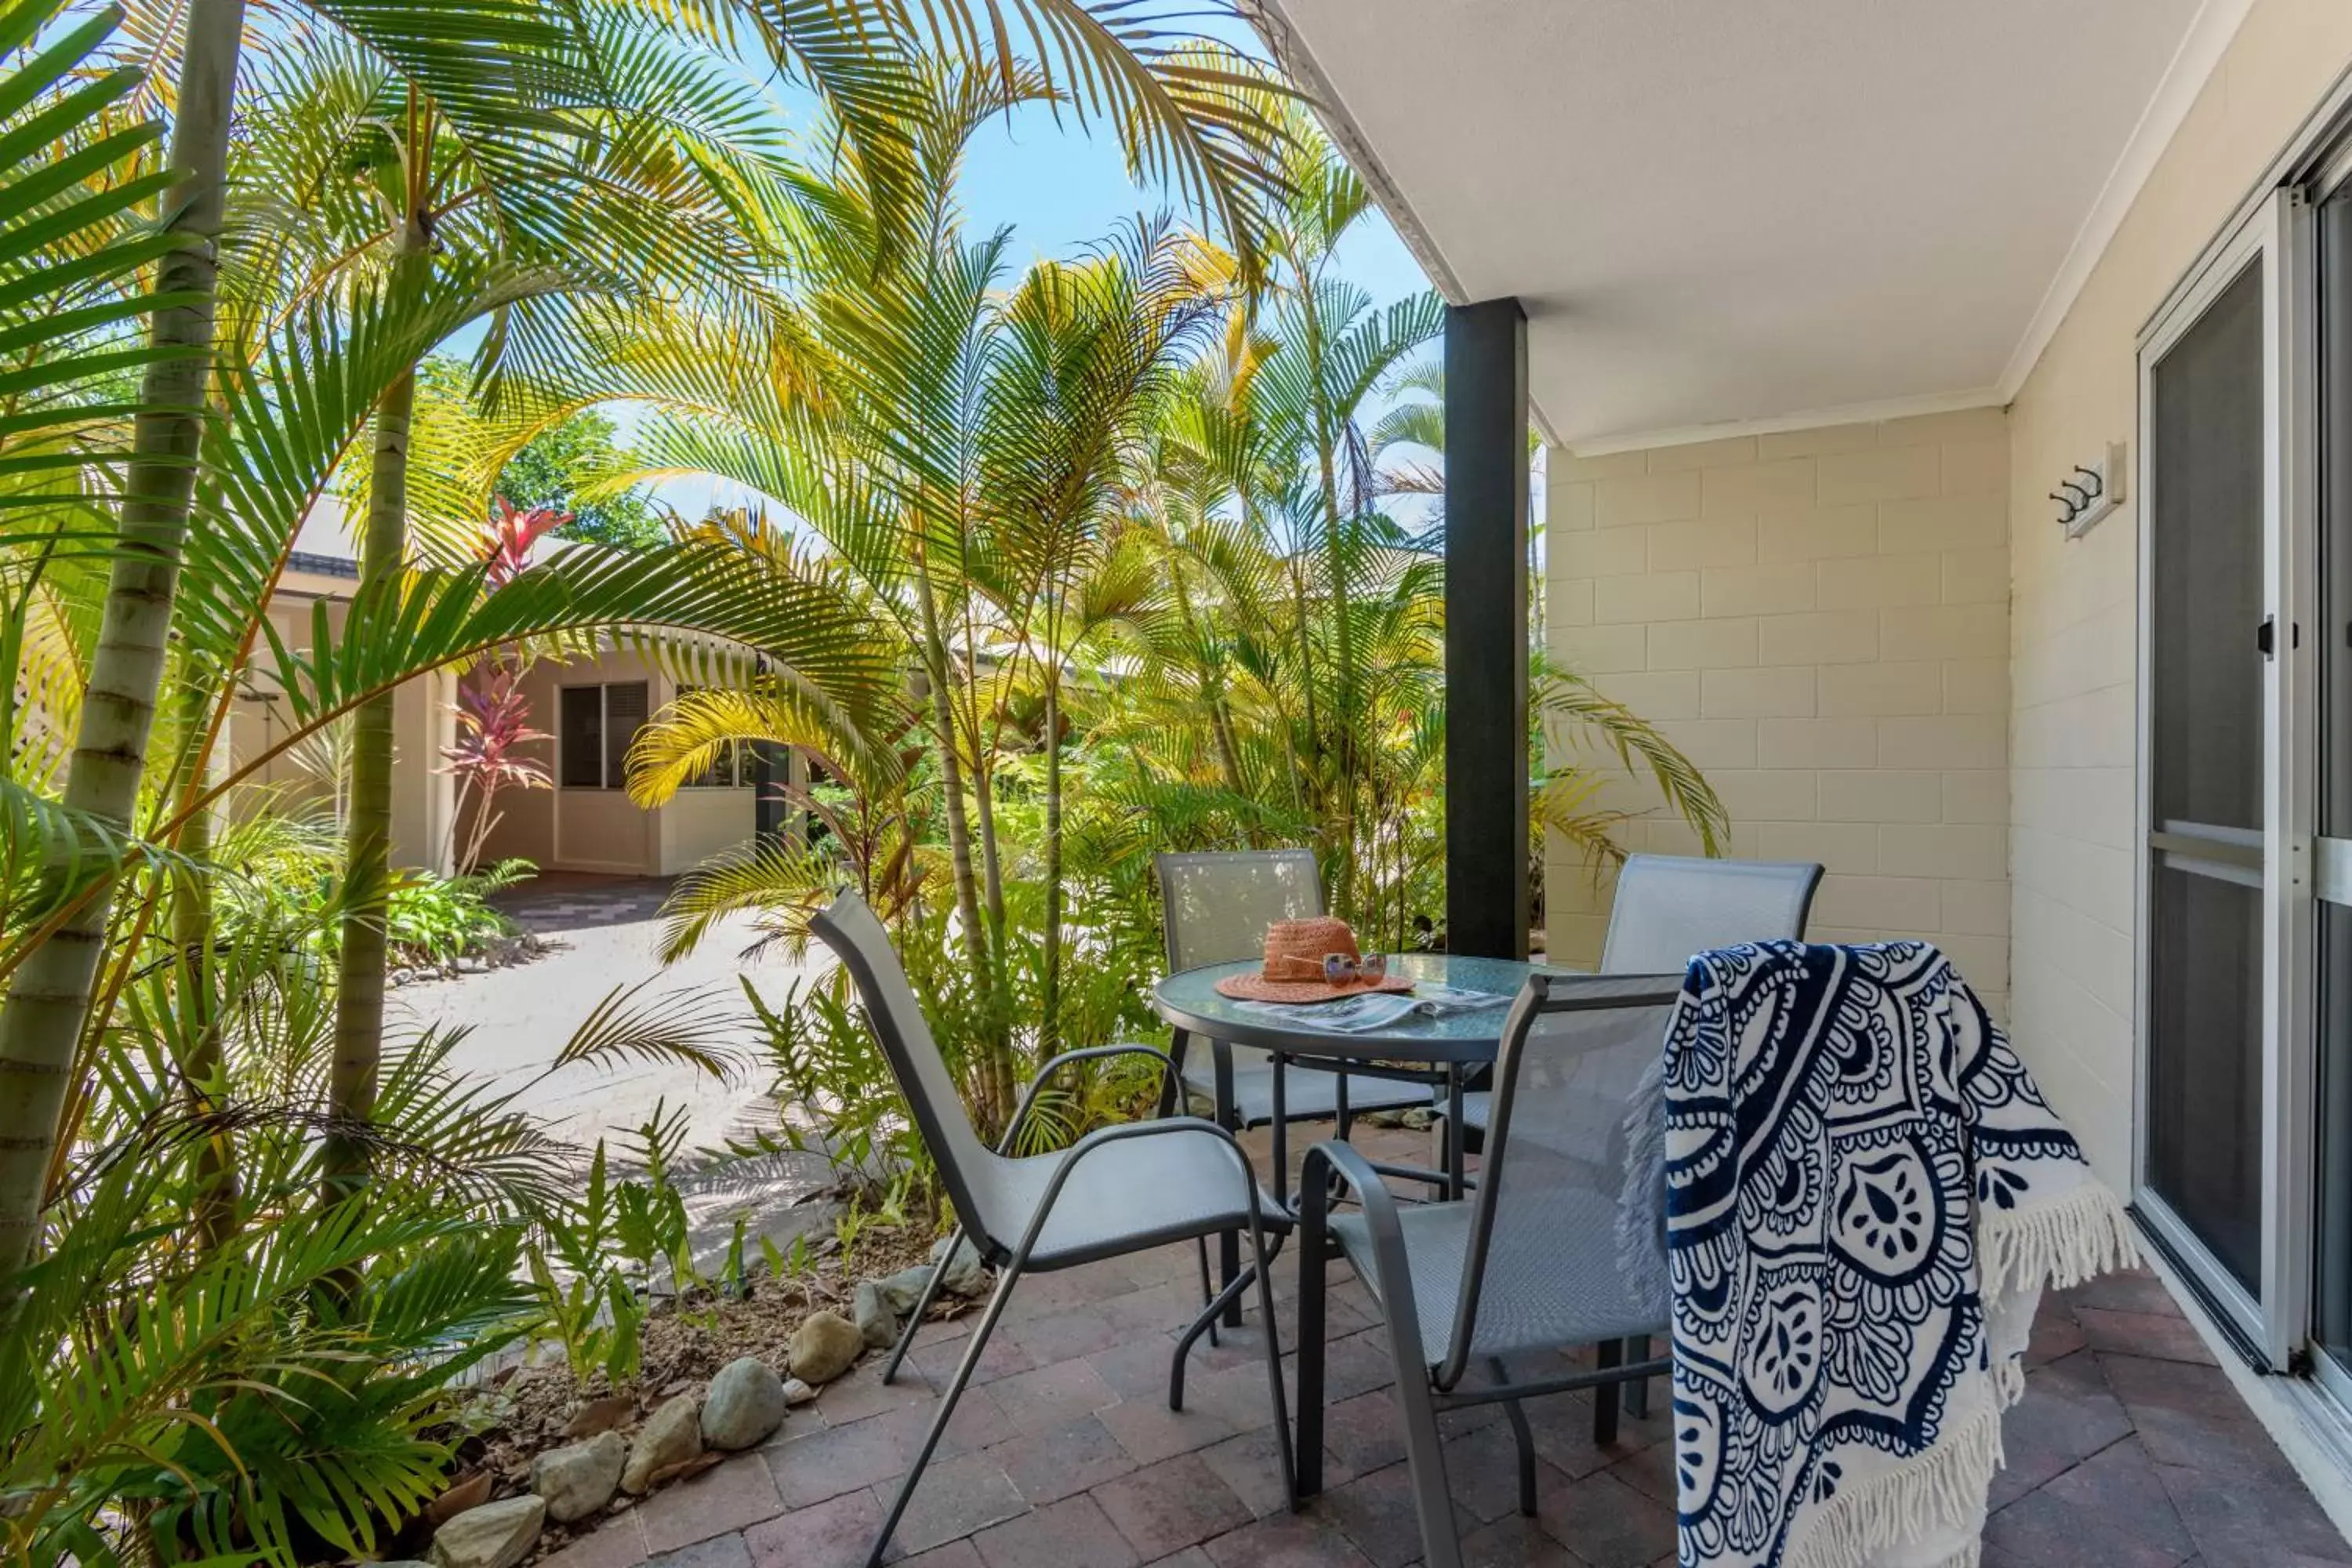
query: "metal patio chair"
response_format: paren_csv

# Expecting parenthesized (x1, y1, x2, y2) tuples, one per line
(1297, 970, 1683, 1568)
(1441, 852, 1821, 1145)
(808, 892, 1293, 1568)
(1157, 849, 1445, 1330)
(1156, 848, 1438, 1133)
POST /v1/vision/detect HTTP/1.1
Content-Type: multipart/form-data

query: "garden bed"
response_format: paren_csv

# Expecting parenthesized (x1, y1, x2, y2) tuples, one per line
(416, 1224, 967, 1566)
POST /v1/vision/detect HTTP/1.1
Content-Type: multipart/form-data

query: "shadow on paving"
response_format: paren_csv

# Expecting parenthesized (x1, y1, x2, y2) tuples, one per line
(531, 1123, 2352, 1568)
(489, 873, 687, 935)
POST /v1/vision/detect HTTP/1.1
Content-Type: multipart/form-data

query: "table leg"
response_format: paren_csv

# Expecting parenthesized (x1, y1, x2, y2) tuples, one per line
(1445, 1063, 1467, 1199)
(1214, 1036, 1243, 1330)
(1269, 1051, 1290, 1207)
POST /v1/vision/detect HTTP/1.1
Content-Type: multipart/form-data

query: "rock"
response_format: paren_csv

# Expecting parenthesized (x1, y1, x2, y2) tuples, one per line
(930, 1234, 988, 1298)
(456, 955, 488, 974)
(562, 1393, 636, 1439)
(852, 1279, 898, 1349)
(426, 1494, 544, 1568)
(877, 1263, 936, 1316)
(620, 1396, 702, 1494)
(530, 1430, 625, 1523)
(786, 1311, 866, 1385)
(782, 1377, 817, 1407)
(426, 1470, 494, 1526)
(700, 1356, 788, 1450)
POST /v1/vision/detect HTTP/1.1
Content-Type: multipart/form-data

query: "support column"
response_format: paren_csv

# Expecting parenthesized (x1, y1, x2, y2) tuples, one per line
(752, 741, 787, 847)
(1443, 298, 1530, 960)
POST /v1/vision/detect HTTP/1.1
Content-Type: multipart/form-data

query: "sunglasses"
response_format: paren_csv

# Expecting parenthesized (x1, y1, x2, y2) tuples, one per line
(1322, 951, 1388, 985)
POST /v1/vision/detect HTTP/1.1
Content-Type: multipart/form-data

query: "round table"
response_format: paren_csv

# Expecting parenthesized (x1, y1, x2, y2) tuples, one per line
(1151, 951, 1555, 1066)
(1155, 952, 1562, 1328)
(1152, 953, 1684, 1331)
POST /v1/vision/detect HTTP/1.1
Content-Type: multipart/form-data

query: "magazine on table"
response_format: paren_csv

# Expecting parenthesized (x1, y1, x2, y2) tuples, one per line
(1232, 982, 1512, 1033)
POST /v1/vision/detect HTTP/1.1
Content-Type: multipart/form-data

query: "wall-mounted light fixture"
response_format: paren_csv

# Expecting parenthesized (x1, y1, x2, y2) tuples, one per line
(2054, 442, 2125, 539)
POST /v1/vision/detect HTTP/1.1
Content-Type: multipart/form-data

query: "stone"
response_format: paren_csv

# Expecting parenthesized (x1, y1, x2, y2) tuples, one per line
(877, 1263, 938, 1316)
(788, 1310, 866, 1385)
(426, 1494, 543, 1568)
(782, 1377, 817, 1407)
(426, 1470, 494, 1525)
(701, 1356, 789, 1450)
(930, 1234, 987, 1298)
(563, 1392, 636, 1438)
(530, 1429, 625, 1523)
(621, 1395, 702, 1494)
(853, 1279, 899, 1349)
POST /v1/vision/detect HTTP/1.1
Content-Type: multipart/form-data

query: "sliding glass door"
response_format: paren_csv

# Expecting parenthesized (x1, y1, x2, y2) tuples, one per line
(2142, 252, 2272, 1318)
(2314, 182, 2352, 1390)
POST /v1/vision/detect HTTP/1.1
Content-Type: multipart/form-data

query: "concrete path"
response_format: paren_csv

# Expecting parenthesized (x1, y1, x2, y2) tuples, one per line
(397, 873, 840, 1258)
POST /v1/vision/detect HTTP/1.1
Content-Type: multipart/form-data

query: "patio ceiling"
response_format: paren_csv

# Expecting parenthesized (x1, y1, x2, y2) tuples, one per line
(1253, 0, 2240, 449)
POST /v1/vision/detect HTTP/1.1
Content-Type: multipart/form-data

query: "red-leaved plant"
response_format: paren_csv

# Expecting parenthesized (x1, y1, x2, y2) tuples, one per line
(442, 500, 570, 869)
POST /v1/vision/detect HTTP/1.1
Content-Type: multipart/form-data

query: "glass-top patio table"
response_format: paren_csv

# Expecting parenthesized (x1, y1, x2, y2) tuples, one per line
(1153, 953, 1660, 1200)
(1152, 953, 1683, 1334)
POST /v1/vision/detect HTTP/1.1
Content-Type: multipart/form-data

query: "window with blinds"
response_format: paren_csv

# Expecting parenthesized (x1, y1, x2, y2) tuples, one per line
(557, 681, 648, 790)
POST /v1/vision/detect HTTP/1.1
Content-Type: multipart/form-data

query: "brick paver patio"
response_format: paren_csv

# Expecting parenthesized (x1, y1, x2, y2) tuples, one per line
(545, 1126, 2352, 1568)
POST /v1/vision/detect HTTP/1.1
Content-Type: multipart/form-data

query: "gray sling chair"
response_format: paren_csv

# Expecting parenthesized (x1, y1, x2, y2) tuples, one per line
(1156, 848, 1437, 1131)
(1156, 849, 1442, 1329)
(1429, 853, 1820, 1423)
(1297, 970, 1683, 1568)
(1439, 854, 1821, 1142)
(807, 892, 1293, 1568)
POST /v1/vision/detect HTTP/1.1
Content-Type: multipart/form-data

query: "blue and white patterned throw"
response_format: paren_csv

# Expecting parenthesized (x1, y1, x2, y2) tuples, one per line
(1645, 941, 2135, 1568)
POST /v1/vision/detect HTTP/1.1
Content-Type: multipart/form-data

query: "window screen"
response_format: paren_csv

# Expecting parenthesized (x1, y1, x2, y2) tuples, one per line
(604, 682, 647, 792)
(557, 681, 648, 789)
(559, 685, 604, 789)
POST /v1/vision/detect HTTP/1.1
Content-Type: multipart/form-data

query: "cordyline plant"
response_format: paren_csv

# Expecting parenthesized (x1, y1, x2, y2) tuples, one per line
(441, 499, 568, 873)
(441, 665, 551, 876)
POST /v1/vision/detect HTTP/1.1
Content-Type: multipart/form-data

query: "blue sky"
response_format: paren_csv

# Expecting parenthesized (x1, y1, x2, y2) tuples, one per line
(955, 98, 1430, 304)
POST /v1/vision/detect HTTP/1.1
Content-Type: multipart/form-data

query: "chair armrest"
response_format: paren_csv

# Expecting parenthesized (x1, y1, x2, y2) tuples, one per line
(1010, 1116, 1283, 1262)
(999, 1043, 1181, 1155)
(1301, 1138, 1432, 1375)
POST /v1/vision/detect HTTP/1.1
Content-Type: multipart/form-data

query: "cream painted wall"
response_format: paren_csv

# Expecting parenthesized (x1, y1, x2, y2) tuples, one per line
(660, 787, 757, 876)
(470, 649, 762, 877)
(224, 589, 450, 876)
(1544, 412, 2012, 1011)
(2005, 0, 2352, 1190)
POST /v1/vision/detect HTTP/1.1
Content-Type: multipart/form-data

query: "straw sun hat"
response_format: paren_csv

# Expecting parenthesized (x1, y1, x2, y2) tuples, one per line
(1212, 916, 1414, 1004)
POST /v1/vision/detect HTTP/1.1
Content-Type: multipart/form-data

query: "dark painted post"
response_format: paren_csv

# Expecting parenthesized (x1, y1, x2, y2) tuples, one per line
(1443, 298, 1530, 959)
(752, 741, 786, 844)
(749, 650, 787, 847)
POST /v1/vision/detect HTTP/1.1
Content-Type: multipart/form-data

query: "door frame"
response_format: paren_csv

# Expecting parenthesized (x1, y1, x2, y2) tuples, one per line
(2132, 189, 2315, 1367)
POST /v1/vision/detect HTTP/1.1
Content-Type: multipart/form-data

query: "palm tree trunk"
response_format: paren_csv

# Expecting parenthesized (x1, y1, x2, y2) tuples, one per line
(324, 213, 426, 1203)
(0, 0, 245, 1288)
(175, 676, 236, 1250)
(1314, 434, 1359, 922)
(323, 365, 413, 1200)
(907, 550, 1013, 1121)
(1040, 673, 1062, 1054)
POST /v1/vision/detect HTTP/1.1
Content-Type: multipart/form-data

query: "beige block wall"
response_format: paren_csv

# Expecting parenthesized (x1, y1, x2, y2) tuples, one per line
(2005, 0, 2352, 1190)
(1544, 412, 2012, 1009)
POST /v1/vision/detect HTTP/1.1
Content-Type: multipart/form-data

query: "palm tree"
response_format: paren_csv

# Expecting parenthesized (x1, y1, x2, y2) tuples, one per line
(0, 0, 1298, 1268)
(0, 0, 242, 1290)
(980, 221, 1211, 1042)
